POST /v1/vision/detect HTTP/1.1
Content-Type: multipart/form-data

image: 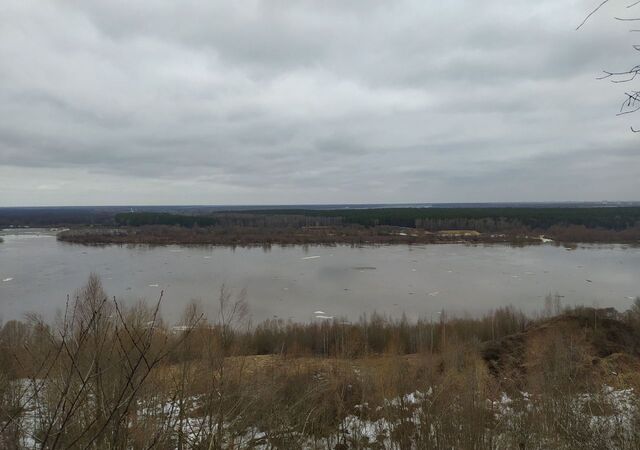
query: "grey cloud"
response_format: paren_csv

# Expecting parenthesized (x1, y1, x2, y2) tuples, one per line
(0, 0, 638, 206)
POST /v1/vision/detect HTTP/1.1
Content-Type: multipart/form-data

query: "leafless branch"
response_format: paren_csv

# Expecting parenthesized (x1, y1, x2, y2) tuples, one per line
(577, 0, 611, 29)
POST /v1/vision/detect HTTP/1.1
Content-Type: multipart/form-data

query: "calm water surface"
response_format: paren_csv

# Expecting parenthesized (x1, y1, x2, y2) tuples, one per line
(1, 229, 639, 323)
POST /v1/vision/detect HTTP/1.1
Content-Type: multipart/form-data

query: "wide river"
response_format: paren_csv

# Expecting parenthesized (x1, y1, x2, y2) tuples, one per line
(1, 229, 639, 324)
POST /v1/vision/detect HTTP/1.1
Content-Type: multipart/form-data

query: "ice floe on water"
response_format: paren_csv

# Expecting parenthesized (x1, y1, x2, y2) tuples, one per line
(2, 277, 13, 282)
(301, 255, 321, 260)
(148, 284, 159, 287)
(313, 309, 334, 319)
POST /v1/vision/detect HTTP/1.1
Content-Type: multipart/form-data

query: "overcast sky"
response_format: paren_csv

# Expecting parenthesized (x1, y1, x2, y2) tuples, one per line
(0, 0, 638, 206)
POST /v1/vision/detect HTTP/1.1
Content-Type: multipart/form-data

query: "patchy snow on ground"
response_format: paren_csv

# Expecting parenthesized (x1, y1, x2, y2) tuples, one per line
(4, 380, 638, 450)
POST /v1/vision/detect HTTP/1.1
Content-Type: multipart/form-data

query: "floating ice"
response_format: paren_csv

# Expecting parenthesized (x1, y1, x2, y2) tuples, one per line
(302, 256, 321, 260)
(314, 311, 326, 314)
(2, 277, 13, 282)
(148, 284, 159, 287)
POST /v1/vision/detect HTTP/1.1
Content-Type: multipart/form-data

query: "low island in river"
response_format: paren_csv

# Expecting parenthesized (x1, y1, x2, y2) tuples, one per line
(51, 206, 640, 246)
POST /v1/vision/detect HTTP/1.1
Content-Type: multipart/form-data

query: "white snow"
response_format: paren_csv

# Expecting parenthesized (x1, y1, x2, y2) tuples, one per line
(7, 381, 638, 449)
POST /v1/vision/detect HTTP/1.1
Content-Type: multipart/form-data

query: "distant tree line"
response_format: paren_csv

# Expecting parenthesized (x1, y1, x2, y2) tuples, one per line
(5, 206, 640, 233)
(0, 207, 117, 227)
(115, 212, 344, 228)
(245, 207, 640, 231)
(113, 207, 640, 231)
(115, 212, 219, 227)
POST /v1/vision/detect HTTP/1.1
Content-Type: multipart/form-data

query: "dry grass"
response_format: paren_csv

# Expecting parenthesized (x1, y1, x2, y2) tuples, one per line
(2, 276, 640, 448)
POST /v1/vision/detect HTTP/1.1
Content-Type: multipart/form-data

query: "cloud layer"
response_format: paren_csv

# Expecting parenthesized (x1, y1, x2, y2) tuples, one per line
(0, 0, 638, 205)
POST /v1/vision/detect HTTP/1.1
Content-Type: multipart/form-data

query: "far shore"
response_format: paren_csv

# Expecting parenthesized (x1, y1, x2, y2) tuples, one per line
(54, 224, 640, 247)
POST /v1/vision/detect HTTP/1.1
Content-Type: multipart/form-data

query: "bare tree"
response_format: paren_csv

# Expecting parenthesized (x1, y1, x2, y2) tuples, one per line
(579, 0, 640, 131)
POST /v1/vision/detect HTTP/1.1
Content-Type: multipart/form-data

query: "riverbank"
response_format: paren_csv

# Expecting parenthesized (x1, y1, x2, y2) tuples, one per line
(2, 275, 640, 448)
(55, 224, 640, 246)
(56, 225, 539, 246)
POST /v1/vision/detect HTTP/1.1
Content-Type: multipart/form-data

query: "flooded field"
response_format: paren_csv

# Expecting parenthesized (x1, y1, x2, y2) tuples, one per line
(1, 229, 639, 323)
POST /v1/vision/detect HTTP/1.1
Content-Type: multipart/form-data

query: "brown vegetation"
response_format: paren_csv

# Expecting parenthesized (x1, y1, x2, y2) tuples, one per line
(545, 224, 640, 243)
(2, 277, 640, 448)
(56, 225, 542, 247)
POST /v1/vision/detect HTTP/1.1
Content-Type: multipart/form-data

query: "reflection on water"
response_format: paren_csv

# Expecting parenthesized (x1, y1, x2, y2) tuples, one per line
(1, 230, 639, 323)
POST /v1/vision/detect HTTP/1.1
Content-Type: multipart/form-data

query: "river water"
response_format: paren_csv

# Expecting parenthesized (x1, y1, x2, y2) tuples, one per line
(1, 229, 638, 324)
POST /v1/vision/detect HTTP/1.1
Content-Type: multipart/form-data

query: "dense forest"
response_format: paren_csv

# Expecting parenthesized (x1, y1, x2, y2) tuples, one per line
(3, 205, 640, 231)
(115, 212, 219, 227)
(108, 207, 640, 233)
(245, 207, 640, 231)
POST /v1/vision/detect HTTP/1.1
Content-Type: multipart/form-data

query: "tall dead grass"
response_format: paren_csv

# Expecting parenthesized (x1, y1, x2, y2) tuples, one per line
(1, 276, 639, 449)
